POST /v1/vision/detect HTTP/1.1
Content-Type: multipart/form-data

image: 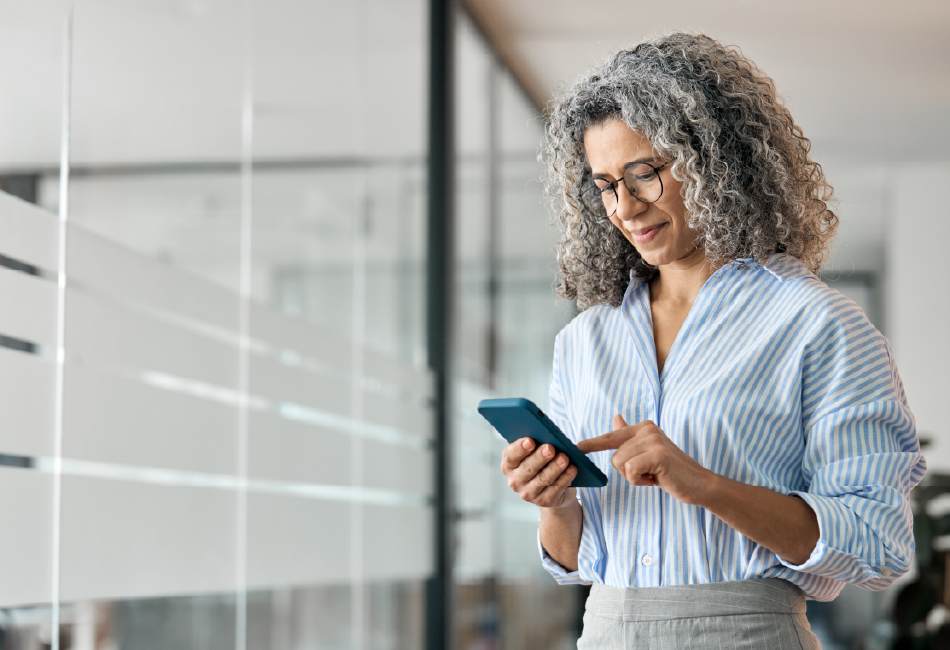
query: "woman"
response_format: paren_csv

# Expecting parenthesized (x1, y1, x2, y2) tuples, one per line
(500, 33, 925, 648)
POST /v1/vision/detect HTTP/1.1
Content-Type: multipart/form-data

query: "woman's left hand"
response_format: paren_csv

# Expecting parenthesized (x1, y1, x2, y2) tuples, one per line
(577, 415, 714, 505)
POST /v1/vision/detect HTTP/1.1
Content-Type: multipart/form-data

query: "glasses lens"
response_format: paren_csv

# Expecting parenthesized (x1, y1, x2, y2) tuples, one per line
(624, 163, 663, 203)
(582, 182, 613, 218)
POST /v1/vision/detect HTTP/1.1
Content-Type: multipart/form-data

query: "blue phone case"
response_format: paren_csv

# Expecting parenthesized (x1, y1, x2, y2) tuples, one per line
(477, 397, 608, 488)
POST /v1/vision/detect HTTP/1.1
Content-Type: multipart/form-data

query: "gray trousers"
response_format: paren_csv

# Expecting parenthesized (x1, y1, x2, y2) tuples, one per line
(577, 579, 821, 650)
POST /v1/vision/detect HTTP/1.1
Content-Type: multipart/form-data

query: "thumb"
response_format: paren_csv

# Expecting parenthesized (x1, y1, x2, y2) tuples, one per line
(613, 414, 628, 430)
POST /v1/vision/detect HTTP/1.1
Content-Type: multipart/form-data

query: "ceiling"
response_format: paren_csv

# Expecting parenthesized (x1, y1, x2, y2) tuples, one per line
(465, 0, 950, 164)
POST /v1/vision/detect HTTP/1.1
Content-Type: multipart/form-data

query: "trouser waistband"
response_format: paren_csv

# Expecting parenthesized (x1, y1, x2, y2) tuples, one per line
(586, 578, 806, 622)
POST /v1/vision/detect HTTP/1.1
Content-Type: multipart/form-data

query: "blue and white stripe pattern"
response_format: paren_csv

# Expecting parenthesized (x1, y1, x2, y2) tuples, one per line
(541, 255, 926, 601)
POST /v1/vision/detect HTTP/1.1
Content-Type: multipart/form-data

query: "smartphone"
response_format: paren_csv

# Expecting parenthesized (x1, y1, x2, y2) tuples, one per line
(477, 397, 608, 488)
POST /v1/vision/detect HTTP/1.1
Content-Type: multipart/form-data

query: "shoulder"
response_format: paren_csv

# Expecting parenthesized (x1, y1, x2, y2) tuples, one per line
(738, 255, 871, 328)
(756, 258, 891, 375)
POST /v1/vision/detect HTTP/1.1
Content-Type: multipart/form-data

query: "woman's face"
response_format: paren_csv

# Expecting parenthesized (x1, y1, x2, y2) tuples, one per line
(583, 119, 700, 269)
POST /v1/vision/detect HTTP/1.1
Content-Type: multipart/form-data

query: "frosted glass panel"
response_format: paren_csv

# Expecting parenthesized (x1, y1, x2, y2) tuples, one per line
(246, 496, 352, 588)
(67, 226, 241, 330)
(63, 364, 239, 474)
(0, 269, 58, 347)
(54, 215, 435, 600)
(0, 195, 60, 273)
(247, 413, 351, 485)
(0, 468, 54, 607)
(60, 475, 239, 602)
(0, 349, 57, 458)
(66, 288, 240, 387)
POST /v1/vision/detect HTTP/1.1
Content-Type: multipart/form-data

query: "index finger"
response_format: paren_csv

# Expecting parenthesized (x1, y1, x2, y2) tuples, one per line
(576, 431, 621, 454)
(502, 437, 536, 470)
(578, 417, 645, 453)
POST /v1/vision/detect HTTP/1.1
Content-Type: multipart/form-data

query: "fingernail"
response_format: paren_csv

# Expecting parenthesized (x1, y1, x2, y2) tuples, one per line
(522, 439, 532, 449)
(557, 456, 567, 467)
(543, 446, 554, 458)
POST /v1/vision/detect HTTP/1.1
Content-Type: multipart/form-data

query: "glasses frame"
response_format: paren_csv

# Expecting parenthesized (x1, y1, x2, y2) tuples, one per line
(587, 161, 669, 218)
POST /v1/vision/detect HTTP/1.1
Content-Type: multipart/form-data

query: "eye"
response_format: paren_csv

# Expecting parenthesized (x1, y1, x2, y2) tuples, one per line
(626, 165, 657, 182)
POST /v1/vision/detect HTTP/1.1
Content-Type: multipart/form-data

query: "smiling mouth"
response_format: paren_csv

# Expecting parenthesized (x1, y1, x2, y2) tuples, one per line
(628, 223, 666, 243)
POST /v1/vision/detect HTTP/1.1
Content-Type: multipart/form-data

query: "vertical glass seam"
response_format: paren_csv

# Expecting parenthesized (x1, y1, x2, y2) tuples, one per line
(236, 1, 255, 649)
(51, 4, 75, 649)
(350, 184, 368, 650)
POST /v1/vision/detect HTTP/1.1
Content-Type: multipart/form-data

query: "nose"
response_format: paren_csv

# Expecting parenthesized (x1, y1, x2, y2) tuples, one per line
(613, 186, 648, 222)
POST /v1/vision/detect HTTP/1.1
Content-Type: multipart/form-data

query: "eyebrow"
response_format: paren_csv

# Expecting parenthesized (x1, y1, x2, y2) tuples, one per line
(591, 157, 662, 178)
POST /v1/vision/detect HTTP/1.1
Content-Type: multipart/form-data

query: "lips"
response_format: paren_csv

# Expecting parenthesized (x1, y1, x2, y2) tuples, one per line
(628, 223, 666, 243)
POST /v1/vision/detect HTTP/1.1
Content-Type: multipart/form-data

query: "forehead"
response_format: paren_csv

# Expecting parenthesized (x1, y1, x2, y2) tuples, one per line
(583, 119, 655, 172)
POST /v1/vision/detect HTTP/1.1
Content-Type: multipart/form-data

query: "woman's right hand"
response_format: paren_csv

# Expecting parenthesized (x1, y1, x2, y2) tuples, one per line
(501, 437, 578, 509)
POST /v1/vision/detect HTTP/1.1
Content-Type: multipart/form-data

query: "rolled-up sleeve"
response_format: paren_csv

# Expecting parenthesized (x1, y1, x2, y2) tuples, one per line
(538, 529, 588, 584)
(782, 311, 926, 589)
(539, 330, 596, 585)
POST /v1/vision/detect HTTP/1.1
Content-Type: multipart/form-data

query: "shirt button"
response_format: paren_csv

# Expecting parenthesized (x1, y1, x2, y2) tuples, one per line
(641, 554, 653, 567)
(881, 567, 893, 577)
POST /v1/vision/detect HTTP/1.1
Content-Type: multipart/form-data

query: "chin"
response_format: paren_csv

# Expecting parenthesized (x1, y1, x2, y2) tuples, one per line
(636, 245, 698, 268)
(635, 249, 669, 267)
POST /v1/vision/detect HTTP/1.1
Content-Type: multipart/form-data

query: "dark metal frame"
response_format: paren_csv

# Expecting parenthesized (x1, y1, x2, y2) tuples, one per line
(426, 0, 456, 648)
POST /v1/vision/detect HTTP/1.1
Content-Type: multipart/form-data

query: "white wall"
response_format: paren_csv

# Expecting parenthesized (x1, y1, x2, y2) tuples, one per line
(888, 163, 950, 469)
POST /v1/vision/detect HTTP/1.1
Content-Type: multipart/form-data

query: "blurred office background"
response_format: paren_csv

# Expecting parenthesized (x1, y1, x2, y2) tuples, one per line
(0, 1, 947, 649)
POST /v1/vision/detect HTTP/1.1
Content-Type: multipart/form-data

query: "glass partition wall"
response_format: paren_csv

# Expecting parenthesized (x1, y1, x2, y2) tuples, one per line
(1, 1, 429, 649)
(0, 2, 578, 649)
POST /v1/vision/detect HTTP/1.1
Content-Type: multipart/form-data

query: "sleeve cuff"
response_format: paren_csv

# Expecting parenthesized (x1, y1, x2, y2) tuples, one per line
(537, 529, 590, 585)
(781, 491, 906, 588)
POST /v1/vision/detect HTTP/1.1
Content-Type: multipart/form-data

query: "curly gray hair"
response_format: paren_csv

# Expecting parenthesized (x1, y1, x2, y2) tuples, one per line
(541, 32, 838, 310)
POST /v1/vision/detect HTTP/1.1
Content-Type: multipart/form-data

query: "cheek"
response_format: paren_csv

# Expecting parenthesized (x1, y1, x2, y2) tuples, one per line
(659, 191, 690, 230)
(664, 181, 690, 222)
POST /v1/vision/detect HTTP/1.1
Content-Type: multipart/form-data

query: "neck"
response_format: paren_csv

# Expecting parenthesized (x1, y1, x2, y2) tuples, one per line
(650, 247, 715, 306)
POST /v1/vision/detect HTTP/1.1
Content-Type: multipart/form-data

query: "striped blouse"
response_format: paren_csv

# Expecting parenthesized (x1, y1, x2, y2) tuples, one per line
(541, 255, 926, 601)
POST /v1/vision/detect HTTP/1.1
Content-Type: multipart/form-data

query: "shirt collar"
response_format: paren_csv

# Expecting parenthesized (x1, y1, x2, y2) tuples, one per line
(627, 254, 814, 286)
(712, 254, 815, 284)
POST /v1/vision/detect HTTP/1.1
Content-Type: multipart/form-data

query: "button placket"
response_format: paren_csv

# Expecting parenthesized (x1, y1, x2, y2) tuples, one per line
(633, 486, 661, 586)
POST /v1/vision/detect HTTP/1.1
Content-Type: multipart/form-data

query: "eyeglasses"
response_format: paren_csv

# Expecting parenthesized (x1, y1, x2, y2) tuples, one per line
(581, 161, 668, 218)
